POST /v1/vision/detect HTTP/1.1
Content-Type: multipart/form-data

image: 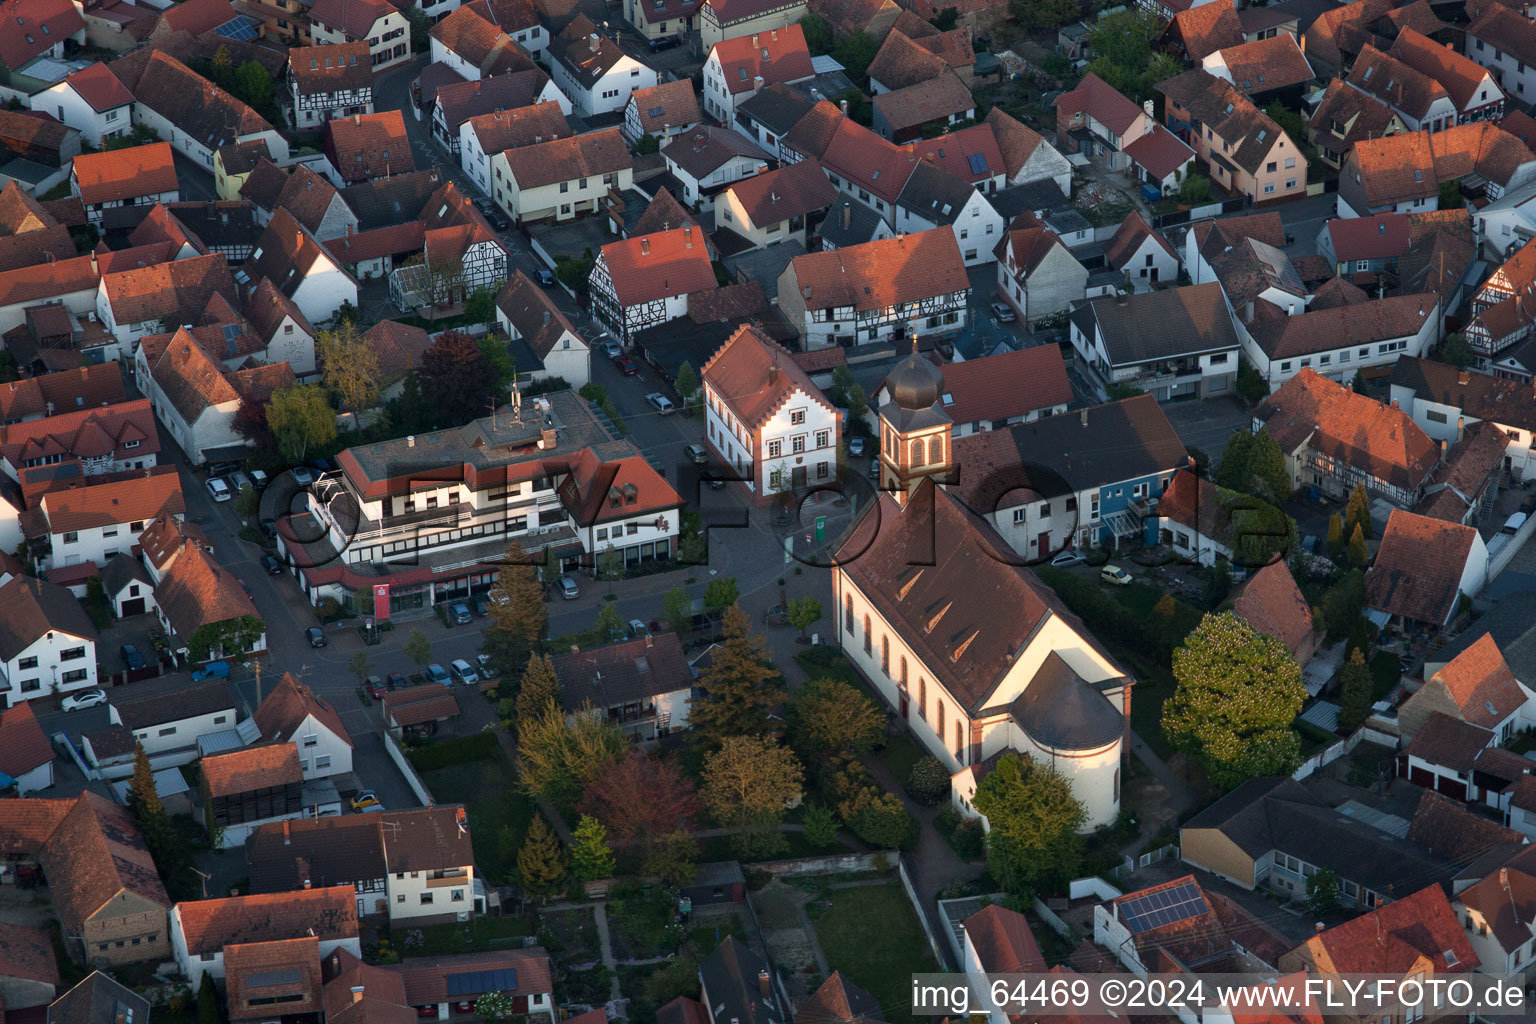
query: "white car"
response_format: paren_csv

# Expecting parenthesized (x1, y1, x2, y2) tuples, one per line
(449, 658, 480, 685)
(627, 618, 650, 638)
(206, 477, 233, 502)
(990, 302, 1017, 323)
(62, 690, 107, 712)
(646, 392, 675, 414)
(1050, 550, 1086, 567)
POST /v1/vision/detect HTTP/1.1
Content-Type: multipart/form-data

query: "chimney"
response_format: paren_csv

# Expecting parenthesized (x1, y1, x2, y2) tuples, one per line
(767, 363, 779, 384)
(1245, 299, 1254, 321)
(283, 820, 291, 845)
(1143, 99, 1154, 118)
(840, 99, 849, 116)
(353, 113, 360, 125)
(758, 969, 770, 997)
(1502, 866, 1511, 887)
(751, 32, 758, 44)
(302, 878, 311, 889)
(543, 310, 551, 325)
(641, 237, 651, 255)
(1080, 408, 1088, 427)
(645, 634, 653, 647)
(1458, 370, 1471, 385)
(1391, 399, 1399, 409)
(542, 423, 557, 447)
(351, 988, 365, 1005)
(754, 75, 764, 90)
(1315, 922, 1325, 934)
(589, 32, 599, 51)
(1457, 416, 1465, 442)
(570, 644, 580, 654)
(770, 28, 777, 40)
(89, 251, 97, 275)
(1439, 438, 1448, 463)
(842, 202, 851, 229)
(684, 225, 693, 247)
(408, 435, 416, 447)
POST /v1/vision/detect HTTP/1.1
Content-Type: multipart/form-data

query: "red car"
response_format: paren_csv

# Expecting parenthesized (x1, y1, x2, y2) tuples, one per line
(612, 354, 637, 375)
(415, 1008, 436, 1019)
(365, 676, 386, 699)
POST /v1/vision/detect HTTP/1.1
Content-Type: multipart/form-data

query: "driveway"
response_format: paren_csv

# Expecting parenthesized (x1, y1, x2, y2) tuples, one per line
(1159, 395, 1251, 462)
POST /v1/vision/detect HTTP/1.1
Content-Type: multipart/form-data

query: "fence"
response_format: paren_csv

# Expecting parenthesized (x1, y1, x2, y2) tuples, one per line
(752, 850, 891, 877)
(1069, 876, 1123, 901)
(1151, 196, 1248, 231)
(382, 731, 435, 806)
(1291, 722, 1392, 781)
(896, 853, 951, 970)
(1032, 897, 1073, 938)
(1137, 843, 1181, 868)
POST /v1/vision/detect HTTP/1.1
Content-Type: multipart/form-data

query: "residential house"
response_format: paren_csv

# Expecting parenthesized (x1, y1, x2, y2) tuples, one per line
(247, 208, 360, 327)
(307, 0, 411, 71)
(992, 217, 1086, 323)
(1166, 0, 1245, 61)
(984, 108, 1072, 194)
(0, 922, 59, 1011)
(35, 63, 133, 148)
(714, 158, 834, 251)
(289, 42, 374, 131)
(1232, 559, 1322, 666)
(431, 71, 564, 157)
(199, 743, 306, 848)
(395, 181, 507, 304)
(1338, 121, 1536, 218)
(1391, 27, 1505, 124)
(1464, 236, 1536, 366)
(0, 576, 98, 708)
(661, 126, 769, 209)
(953, 392, 1189, 557)
(1150, 467, 1284, 568)
(733, 83, 815, 160)
(552, 633, 693, 738)
(1315, 210, 1414, 274)
(1055, 73, 1196, 195)
(872, 71, 975, 143)
(0, 398, 160, 482)
(1399, 716, 1531, 813)
(1244, 293, 1440, 388)
(459, 101, 568, 195)
(623, 0, 701, 40)
(1201, 35, 1315, 102)
(257, 163, 355, 240)
(590, 225, 716, 340)
(97, 676, 238, 775)
(428, 4, 541, 82)
(1453, 845, 1536, 980)
(33, 465, 183, 572)
(622, 80, 701, 144)
(253, 672, 354, 780)
(47, 973, 150, 1024)
(701, 26, 814, 123)
(807, 0, 900, 42)
(699, 938, 788, 1024)
(796, 974, 885, 1024)
(1346, 44, 1458, 134)
(0, 701, 53, 794)
(152, 535, 267, 662)
(367, 320, 433, 400)
(463, 0, 547, 57)
(490, 128, 633, 224)
(494, 271, 590, 388)
(94, 254, 237, 355)
(1070, 284, 1241, 401)
(1093, 874, 1291, 975)
(246, 817, 392, 917)
(1389, 356, 1536, 481)
(169, 887, 358, 991)
(960, 905, 1043, 1024)
(1254, 368, 1440, 505)
(383, 688, 460, 739)
(1301, 0, 1435, 81)
(1467, 6, 1536, 107)
(138, 329, 296, 465)
(1399, 631, 1534, 740)
(778, 228, 969, 348)
(381, 950, 553, 1020)
(816, 194, 893, 251)
(224, 938, 324, 1024)
(871, 346, 1070, 437)
(548, 18, 658, 117)
(0, 0, 85, 104)
(702, 323, 839, 500)
(892, 163, 1002, 267)
(1365, 508, 1488, 630)
(866, 28, 972, 95)
(69, 143, 178, 227)
(1102, 211, 1179, 290)
(1158, 69, 1308, 205)
(1306, 77, 1406, 170)
(322, 111, 415, 187)
(699, 0, 807, 50)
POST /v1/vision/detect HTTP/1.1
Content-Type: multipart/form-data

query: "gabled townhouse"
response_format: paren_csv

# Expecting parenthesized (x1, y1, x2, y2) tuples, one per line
(789, 113, 915, 219)
(1094, 874, 1290, 975)
(866, 28, 969, 95)
(0, 701, 52, 795)
(1070, 284, 1241, 401)
(0, 362, 124, 427)
(0, 398, 160, 482)
(33, 465, 183, 572)
(1232, 559, 1321, 667)
(984, 108, 1072, 194)
(386, 949, 555, 1019)
(226, 938, 321, 1024)
(807, 0, 901, 42)
(35, 63, 134, 149)
(1398, 716, 1535, 815)
(778, 228, 969, 348)
(128, 204, 213, 263)
(870, 345, 1071, 437)
(490, 128, 633, 224)
(268, 163, 357, 241)
(495, 271, 591, 389)
(463, 0, 547, 58)
(1346, 43, 1457, 134)
(246, 208, 360, 327)
(796, 974, 885, 1024)
(458, 101, 568, 194)
(714, 158, 835, 251)
(734, 82, 815, 161)
(893, 162, 1001, 267)
(623, 0, 701, 40)
(552, 633, 693, 738)
(590, 225, 716, 340)
(322, 110, 415, 187)
(702, 25, 813, 123)
(430, 70, 563, 156)
(1338, 121, 1536, 218)
(699, 0, 807, 49)
(702, 323, 839, 500)
(1391, 26, 1505, 124)
(428, 4, 535, 83)
(103, 676, 239, 765)
(1398, 631, 1533, 740)
(548, 17, 658, 117)
(367, 320, 433, 400)
(1102, 211, 1179, 290)
(1307, 77, 1407, 170)
(1165, 0, 1244, 61)
(1454, 845, 1536, 979)
(170, 887, 359, 991)
(662, 126, 769, 209)
(1243, 293, 1440, 388)
(1301, 0, 1429, 81)
(69, 142, 178, 227)
(198, 742, 308, 847)
(622, 79, 700, 145)
(307, 0, 411, 71)
(253, 672, 354, 781)
(0, 575, 98, 708)
(152, 533, 267, 662)
(288, 42, 374, 131)
(1390, 356, 1536, 481)
(1316, 210, 1413, 274)
(1366, 508, 1488, 630)
(1200, 34, 1315, 102)
(0, 255, 105, 336)
(872, 71, 975, 143)
(97, 254, 238, 352)
(1464, 235, 1536, 366)
(960, 905, 1043, 1024)
(1150, 468, 1286, 569)
(0, 0, 85, 104)
(395, 181, 507, 302)
(108, 49, 290, 172)
(1255, 368, 1439, 505)
(1467, 6, 1536, 107)
(1055, 72, 1196, 195)
(1158, 68, 1308, 205)
(953, 392, 1189, 557)
(992, 216, 1087, 324)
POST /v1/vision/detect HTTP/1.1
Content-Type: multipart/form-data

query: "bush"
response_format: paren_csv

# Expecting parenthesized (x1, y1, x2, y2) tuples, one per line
(935, 804, 985, 861)
(802, 803, 840, 848)
(906, 756, 951, 806)
(845, 790, 919, 850)
(404, 732, 499, 771)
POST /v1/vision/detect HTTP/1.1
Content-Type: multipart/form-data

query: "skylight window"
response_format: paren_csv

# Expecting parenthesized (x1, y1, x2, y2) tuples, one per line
(1223, 102, 1234, 114)
(1414, 169, 1422, 181)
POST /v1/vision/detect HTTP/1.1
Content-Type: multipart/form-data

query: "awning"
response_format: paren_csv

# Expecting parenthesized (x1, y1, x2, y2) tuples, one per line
(1366, 608, 1392, 628)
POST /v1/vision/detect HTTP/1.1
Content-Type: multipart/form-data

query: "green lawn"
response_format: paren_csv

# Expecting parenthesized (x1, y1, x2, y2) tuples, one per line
(696, 828, 853, 863)
(877, 732, 925, 786)
(399, 915, 538, 956)
(422, 756, 535, 886)
(808, 883, 937, 1022)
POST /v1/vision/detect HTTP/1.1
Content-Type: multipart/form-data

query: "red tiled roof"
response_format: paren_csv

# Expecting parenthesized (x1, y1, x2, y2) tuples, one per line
(558, 450, 683, 526)
(62, 62, 134, 113)
(1365, 509, 1480, 625)
(1232, 560, 1315, 661)
(873, 70, 975, 133)
(597, 225, 715, 306)
(1391, 27, 1498, 113)
(1429, 632, 1528, 728)
(72, 142, 177, 206)
(324, 222, 425, 267)
(1473, 7, 1536, 71)
(308, 0, 394, 38)
(964, 904, 1045, 973)
(253, 672, 354, 749)
(0, 700, 52, 781)
(933, 346, 1070, 425)
(39, 465, 182, 535)
(0, 0, 85, 73)
(498, 127, 631, 190)
(325, 111, 414, 184)
(626, 80, 700, 137)
(788, 227, 967, 312)
(1122, 125, 1196, 181)
(702, 323, 833, 429)
(709, 25, 814, 96)
(0, 363, 124, 424)
(41, 793, 168, 932)
(909, 123, 1004, 184)
(1057, 72, 1143, 136)
(384, 950, 553, 1004)
(201, 742, 302, 799)
(1348, 122, 1534, 208)
(384, 691, 460, 727)
(226, 937, 324, 1022)
(1325, 211, 1411, 261)
(289, 42, 373, 97)
(1104, 210, 1176, 272)
(175, 887, 358, 955)
(1209, 34, 1315, 92)
(155, 540, 259, 638)
(1296, 884, 1476, 975)
(724, 158, 835, 229)
(1170, 0, 1244, 60)
(0, 398, 158, 473)
(465, 101, 569, 153)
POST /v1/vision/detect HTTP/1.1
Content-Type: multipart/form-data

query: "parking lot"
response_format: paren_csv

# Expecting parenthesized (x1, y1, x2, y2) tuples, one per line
(1160, 395, 1252, 462)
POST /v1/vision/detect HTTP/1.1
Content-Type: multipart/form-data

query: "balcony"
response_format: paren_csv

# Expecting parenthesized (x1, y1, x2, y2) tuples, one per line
(425, 872, 470, 888)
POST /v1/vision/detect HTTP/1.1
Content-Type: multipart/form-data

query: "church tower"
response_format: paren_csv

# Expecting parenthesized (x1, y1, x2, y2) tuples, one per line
(876, 343, 952, 505)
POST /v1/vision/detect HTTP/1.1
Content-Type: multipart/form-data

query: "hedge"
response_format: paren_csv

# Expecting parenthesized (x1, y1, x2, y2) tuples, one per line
(405, 731, 499, 771)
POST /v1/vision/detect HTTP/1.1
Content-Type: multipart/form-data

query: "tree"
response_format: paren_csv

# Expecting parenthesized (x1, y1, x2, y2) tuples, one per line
(404, 628, 432, 668)
(1012, 0, 1078, 30)
(1440, 179, 1464, 210)
(1145, 52, 1183, 92)
(1353, 370, 1368, 394)
(233, 394, 277, 449)
(689, 605, 785, 745)
(316, 321, 381, 413)
(128, 742, 163, 818)
(663, 586, 691, 633)
(471, 993, 519, 1021)
(1179, 174, 1212, 204)
(233, 61, 273, 112)
(420, 331, 497, 426)
(389, 369, 427, 435)
(348, 651, 373, 683)
(482, 542, 547, 675)
(787, 596, 822, 639)
(1218, 429, 1289, 502)
(846, 383, 868, 426)
(209, 45, 234, 89)
(840, 786, 918, 849)
(1088, 10, 1158, 72)
(703, 576, 739, 613)
(515, 652, 562, 728)
(405, 6, 431, 51)
(1215, 430, 1254, 493)
(1346, 616, 1371, 662)
(1164, 612, 1307, 788)
(580, 748, 700, 859)
(1202, 558, 1231, 609)
(1345, 482, 1371, 540)
(832, 31, 879, 82)
(798, 13, 833, 54)
(198, 974, 220, 1024)
(827, 364, 855, 407)
(1321, 569, 1367, 638)
(907, 756, 951, 806)
(1347, 523, 1368, 569)
(516, 815, 567, 898)
(267, 384, 334, 463)
(1440, 332, 1475, 370)
(186, 615, 266, 662)
(1235, 355, 1268, 404)
(787, 677, 884, 767)
(1337, 648, 1373, 732)
(517, 701, 625, 809)
(464, 286, 496, 326)
(929, 6, 958, 29)
(972, 752, 1086, 894)
(597, 544, 624, 596)
(701, 735, 804, 857)
(592, 601, 624, 643)
(674, 361, 700, 409)
(570, 815, 615, 882)
(802, 803, 840, 848)
(1306, 868, 1342, 914)
(1326, 512, 1344, 559)
(477, 335, 516, 393)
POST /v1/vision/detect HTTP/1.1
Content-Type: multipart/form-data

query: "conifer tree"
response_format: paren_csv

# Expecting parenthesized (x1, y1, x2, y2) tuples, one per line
(688, 605, 784, 746)
(516, 816, 567, 898)
(570, 815, 615, 882)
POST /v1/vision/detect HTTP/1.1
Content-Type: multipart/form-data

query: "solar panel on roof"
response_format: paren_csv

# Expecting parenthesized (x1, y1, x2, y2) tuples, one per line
(1117, 881, 1207, 935)
(445, 970, 519, 997)
(246, 968, 302, 988)
(214, 16, 259, 41)
(966, 152, 988, 175)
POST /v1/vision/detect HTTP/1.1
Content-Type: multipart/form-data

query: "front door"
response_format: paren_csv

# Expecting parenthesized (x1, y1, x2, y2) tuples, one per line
(898, 689, 909, 720)
(1037, 532, 1050, 559)
(792, 466, 806, 490)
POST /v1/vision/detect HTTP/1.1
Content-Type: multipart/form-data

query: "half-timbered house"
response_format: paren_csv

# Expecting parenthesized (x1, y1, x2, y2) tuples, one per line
(288, 43, 374, 130)
(589, 227, 717, 340)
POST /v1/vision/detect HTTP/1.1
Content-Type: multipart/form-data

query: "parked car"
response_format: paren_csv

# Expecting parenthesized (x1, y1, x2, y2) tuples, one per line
(702, 471, 725, 490)
(237, 577, 254, 601)
(557, 574, 580, 599)
(258, 518, 277, 540)
(229, 470, 253, 493)
(1100, 564, 1133, 586)
(386, 671, 407, 691)
(476, 653, 496, 678)
(248, 469, 270, 489)
(290, 467, 316, 486)
(192, 661, 230, 681)
(1505, 511, 1528, 534)
(305, 626, 327, 647)
(206, 477, 232, 502)
(613, 354, 638, 375)
(627, 618, 650, 638)
(262, 554, 283, 574)
(207, 460, 241, 476)
(648, 34, 680, 50)
(597, 336, 621, 359)
(119, 644, 145, 671)
(448, 601, 472, 625)
(1050, 550, 1085, 567)
(536, 268, 556, 286)
(61, 690, 107, 712)
(365, 675, 386, 699)
(686, 443, 708, 464)
(425, 663, 452, 685)
(990, 302, 1017, 323)
(311, 458, 336, 474)
(847, 436, 865, 457)
(350, 791, 380, 811)
(449, 658, 480, 685)
(646, 392, 675, 414)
